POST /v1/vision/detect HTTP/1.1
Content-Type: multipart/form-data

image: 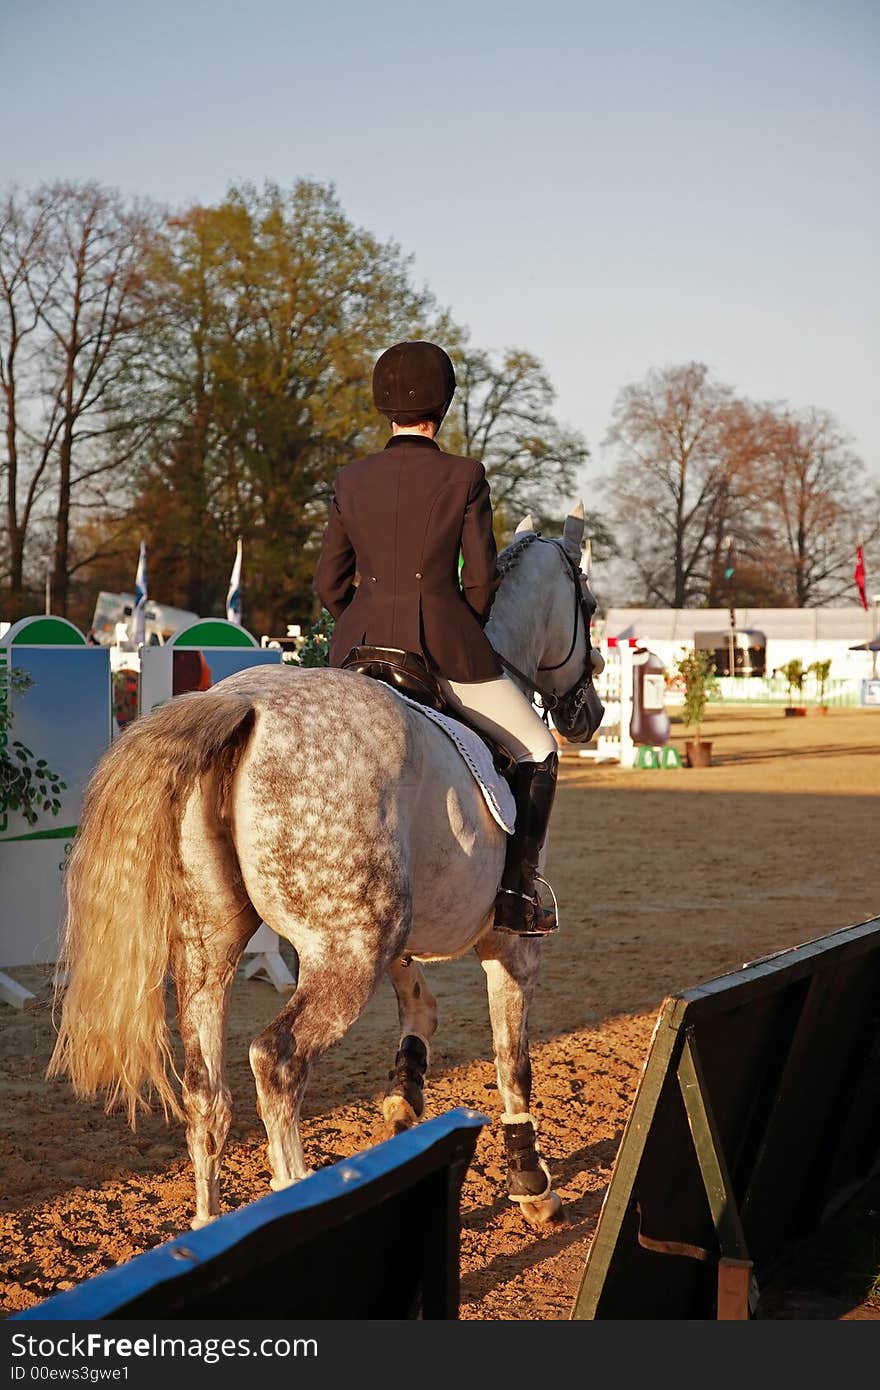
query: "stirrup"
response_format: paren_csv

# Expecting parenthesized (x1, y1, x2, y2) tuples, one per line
(531, 874, 560, 936)
(493, 877, 559, 938)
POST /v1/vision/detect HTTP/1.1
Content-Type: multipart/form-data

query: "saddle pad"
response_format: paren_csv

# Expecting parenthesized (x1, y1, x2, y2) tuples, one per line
(391, 691, 516, 833)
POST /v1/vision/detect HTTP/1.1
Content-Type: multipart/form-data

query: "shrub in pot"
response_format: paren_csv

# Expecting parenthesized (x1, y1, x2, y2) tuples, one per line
(778, 658, 807, 716)
(808, 658, 832, 714)
(674, 648, 717, 766)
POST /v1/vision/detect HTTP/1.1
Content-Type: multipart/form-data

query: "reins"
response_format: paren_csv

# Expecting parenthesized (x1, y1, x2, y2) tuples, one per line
(537, 541, 588, 673)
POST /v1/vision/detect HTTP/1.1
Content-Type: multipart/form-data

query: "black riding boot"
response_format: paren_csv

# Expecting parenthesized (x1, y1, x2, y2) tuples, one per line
(493, 751, 559, 936)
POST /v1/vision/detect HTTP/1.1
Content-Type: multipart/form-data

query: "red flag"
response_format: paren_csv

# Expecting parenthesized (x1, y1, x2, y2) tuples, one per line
(854, 545, 868, 610)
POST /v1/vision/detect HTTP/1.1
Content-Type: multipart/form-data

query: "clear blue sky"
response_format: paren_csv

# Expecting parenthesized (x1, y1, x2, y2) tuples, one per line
(4, 0, 878, 499)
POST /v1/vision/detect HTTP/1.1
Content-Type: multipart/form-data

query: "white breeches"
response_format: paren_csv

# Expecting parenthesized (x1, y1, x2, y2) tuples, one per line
(437, 673, 558, 764)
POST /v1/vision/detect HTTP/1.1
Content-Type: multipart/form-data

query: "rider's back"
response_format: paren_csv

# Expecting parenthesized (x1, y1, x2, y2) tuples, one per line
(315, 438, 501, 682)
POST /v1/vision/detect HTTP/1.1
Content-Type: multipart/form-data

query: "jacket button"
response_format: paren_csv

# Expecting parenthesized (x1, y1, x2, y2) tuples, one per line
(415, 572, 422, 579)
(371, 576, 377, 582)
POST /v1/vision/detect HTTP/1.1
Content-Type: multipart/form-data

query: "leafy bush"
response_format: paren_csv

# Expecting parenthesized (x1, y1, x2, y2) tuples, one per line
(778, 658, 805, 706)
(0, 669, 68, 825)
(674, 648, 717, 742)
(808, 658, 832, 705)
(288, 611, 335, 668)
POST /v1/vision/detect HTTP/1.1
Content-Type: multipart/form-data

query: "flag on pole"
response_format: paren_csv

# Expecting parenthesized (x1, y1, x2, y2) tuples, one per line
(723, 536, 736, 583)
(226, 537, 243, 625)
(132, 541, 148, 645)
(854, 544, 868, 611)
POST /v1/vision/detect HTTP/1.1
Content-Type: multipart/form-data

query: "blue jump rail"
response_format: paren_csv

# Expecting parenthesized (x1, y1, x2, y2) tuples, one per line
(13, 1107, 489, 1321)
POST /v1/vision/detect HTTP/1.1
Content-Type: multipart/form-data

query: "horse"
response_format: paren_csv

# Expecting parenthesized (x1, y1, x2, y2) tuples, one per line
(47, 503, 601, 1230)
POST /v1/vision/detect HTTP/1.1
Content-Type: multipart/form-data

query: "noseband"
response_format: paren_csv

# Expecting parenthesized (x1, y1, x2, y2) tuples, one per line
(497, 538, 605, 742)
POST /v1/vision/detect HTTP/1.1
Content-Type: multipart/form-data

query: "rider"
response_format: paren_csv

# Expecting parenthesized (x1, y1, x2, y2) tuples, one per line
(313, 339, 559, 937)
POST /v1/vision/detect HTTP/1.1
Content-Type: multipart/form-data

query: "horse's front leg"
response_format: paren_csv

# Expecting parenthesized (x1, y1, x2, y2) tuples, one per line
(382, 956, 438, 1136)
(475, 934, 564, 1226)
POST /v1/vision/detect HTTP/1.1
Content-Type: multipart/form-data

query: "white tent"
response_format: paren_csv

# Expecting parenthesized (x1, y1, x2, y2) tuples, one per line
(599, 607, 877, 696)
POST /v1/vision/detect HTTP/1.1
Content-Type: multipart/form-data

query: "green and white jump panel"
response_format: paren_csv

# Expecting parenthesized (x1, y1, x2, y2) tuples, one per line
(139, 619, 295, 992)
(0, 616, 112, 1008)
(138, 617, 282, 715)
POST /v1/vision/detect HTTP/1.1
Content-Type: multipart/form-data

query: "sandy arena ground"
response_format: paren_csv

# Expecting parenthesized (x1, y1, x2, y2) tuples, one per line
(1, 705, 878, 1320)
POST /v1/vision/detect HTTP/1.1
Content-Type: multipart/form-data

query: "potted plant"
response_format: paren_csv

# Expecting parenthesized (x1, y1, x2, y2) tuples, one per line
(674, 647, 717, 767)
(808, 658, 832, 715)
(778, 658, 807, 716)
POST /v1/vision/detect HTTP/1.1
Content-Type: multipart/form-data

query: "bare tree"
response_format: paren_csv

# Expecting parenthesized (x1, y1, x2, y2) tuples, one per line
(603, 363, 878, 609)
(445, 347, 607, 545)
(0, 188, 58, 615)
(701, 398, 778, 605)
(753, 406, 878, 606)
(0, 183, 157, 618)
(603, 362, 745, 607)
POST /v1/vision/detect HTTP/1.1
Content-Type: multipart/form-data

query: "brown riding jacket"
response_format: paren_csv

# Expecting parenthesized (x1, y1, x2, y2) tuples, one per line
(313, 435, 502, 681)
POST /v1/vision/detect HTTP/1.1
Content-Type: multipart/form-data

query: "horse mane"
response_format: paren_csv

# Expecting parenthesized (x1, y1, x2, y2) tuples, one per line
(496, 532, 541, 578)
(488, 532, 559, 675)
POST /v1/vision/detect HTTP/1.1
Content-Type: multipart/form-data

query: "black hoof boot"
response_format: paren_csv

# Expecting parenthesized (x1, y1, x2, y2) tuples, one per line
(382, 1034, 427, 1134)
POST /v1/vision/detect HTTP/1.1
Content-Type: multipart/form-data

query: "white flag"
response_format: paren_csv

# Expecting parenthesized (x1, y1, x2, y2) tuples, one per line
(132, 541, 148, 646)
(226, 537, 243, 625)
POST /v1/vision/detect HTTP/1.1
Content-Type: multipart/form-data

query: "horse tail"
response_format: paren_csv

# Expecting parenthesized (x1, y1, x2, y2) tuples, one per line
(47, 691, 256, 1127)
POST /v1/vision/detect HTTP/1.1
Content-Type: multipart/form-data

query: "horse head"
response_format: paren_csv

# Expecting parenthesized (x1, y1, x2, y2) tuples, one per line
(489, 501, 604, 744)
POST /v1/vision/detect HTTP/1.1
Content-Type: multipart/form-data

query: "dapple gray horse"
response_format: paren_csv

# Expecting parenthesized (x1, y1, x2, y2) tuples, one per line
(49, 505, 601, 1229)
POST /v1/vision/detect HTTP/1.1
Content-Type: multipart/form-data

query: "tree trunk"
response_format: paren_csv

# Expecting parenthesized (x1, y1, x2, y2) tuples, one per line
(4, 382, 25, 619)
(51, 426, 73, 615)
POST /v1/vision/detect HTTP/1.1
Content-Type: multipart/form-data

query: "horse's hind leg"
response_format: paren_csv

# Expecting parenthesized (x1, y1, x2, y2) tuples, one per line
(249, 931, 402, 1191)
(174, 791, 262, 1229)
(475, 934, 564, 1227)
(382, 957, 439, 1136)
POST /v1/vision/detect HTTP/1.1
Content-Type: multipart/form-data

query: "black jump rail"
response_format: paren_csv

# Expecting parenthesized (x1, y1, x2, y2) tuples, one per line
(571, 915, 880, 1319)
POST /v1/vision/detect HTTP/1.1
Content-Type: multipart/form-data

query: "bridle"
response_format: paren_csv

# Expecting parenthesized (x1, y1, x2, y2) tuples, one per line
(497, 537, 604, 741)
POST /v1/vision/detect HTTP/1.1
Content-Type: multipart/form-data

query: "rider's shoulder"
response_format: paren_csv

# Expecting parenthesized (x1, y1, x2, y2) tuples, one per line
(333, 451, 385, 489)
(435, 450, 486, 482)
(337, 448, 483, 484)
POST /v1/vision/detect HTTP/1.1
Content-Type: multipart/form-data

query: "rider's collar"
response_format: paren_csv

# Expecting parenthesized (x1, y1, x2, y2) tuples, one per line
(384, 435, 441, 451)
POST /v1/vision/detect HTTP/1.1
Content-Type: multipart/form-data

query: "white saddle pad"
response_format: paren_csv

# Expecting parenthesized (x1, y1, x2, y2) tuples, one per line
(391, 691, 516, 833)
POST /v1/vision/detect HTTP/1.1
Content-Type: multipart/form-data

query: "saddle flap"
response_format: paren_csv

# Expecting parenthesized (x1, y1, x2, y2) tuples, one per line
(341, 645, 517, 779)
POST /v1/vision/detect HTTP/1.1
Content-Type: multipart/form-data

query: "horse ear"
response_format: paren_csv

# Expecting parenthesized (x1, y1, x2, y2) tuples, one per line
(562, 500, 585, 558)
(515, 513, 536, 535)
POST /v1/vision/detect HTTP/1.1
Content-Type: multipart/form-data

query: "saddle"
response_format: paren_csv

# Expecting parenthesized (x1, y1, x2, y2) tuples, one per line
(341, 645, 518, 780)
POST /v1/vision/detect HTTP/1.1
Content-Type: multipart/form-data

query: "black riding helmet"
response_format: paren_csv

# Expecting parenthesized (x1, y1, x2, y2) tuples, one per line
(372, 340, 456, 423)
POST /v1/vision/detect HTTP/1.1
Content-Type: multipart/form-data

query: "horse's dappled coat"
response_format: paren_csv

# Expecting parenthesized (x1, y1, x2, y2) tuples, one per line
(48, 509, 596, 1229)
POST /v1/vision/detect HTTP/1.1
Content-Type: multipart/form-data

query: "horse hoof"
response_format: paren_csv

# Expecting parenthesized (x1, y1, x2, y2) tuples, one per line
(381, 1094, 418, 1139)
(519, 1191, 564, 1226)
(270, 1170, 312, 1192)
(190, 1214, 217, 1231)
